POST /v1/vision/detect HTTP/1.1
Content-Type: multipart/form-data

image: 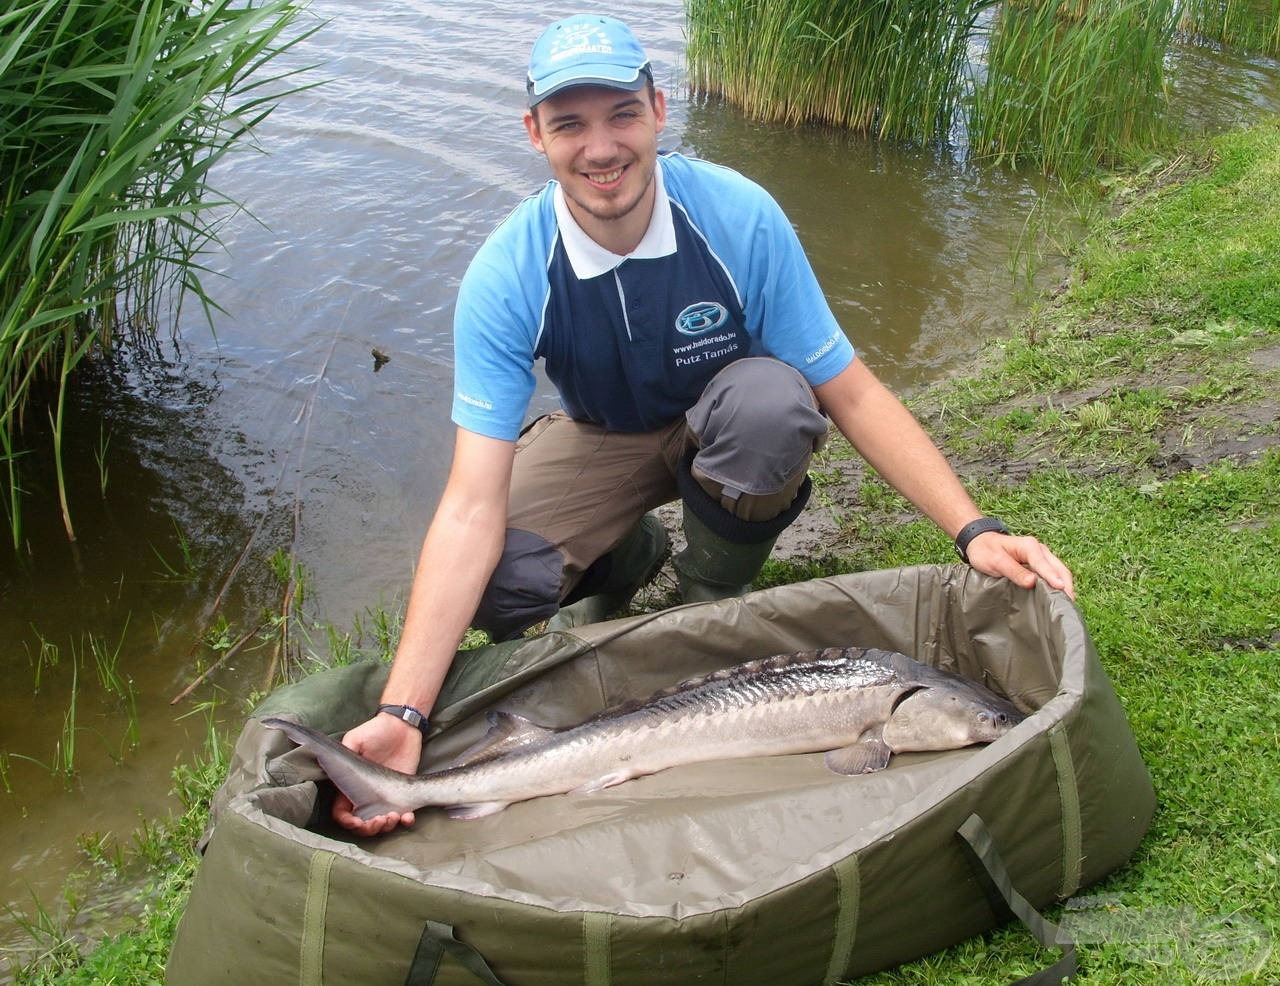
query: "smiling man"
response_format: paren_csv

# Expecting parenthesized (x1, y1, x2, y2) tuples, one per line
(528, 87, 665, 245)
(332, 15, 1074, 835)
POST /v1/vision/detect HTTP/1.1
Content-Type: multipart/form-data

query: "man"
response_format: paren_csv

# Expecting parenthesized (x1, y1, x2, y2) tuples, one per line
(333, 15, 1074, 835)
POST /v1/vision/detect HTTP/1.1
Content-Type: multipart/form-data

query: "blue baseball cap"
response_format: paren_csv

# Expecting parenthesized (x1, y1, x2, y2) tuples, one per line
(526, 15, 652, 107)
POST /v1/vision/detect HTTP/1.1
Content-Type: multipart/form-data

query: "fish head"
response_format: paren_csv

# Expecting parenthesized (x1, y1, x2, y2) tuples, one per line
(881, 682, 1025, 753)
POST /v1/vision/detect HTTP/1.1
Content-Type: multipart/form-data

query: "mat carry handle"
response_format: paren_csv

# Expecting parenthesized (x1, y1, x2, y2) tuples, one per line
(405, 919, 508, 986)
(956, 813, 1077, 986)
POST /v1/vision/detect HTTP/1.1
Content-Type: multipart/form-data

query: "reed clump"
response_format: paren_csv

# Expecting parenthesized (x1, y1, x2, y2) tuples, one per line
(685, 0, 1280, 177)
(1178, 0, 1280, 55)
(969, 0, 1179, 176)
(685, 0, 998, 138)
(0, 0, 314, 546)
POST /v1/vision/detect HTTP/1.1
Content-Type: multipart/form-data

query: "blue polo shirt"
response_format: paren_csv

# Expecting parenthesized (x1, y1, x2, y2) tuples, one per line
(452, 152, 854, 439)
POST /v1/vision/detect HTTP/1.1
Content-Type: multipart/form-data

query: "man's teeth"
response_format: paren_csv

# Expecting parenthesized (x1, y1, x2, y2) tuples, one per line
(588, 168, 624, 184)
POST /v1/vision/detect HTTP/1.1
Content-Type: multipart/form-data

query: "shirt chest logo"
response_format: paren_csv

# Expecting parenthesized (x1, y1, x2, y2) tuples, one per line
(675, 301, 728, 336)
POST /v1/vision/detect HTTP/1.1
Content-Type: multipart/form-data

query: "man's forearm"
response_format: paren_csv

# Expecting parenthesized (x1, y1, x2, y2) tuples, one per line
(380, 493, 507, 717)
(816, 360, 981, 538)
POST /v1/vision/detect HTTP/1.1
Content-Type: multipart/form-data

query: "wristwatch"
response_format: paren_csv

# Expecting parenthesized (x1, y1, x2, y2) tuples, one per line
(377, 703, 430, 735)
(954, 517, 1009, 564)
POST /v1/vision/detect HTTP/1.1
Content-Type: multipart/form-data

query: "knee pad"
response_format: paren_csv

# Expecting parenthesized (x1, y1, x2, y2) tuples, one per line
(473, 529, 562, 641)
(677, 448, 811, 544)
(685, 357, 827, 508)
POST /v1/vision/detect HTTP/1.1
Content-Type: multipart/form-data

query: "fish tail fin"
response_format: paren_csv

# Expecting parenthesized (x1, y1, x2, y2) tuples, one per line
(262, 716, 410, 820)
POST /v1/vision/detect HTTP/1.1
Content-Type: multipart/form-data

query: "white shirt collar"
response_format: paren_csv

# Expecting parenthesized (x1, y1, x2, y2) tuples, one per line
(553, 159, 676, 279)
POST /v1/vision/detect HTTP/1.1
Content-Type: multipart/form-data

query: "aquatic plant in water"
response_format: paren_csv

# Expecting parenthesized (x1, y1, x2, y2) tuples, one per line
(686, 0, 999, 137)
(0, 0, 317, 546)
(685, 0, 1280, 176)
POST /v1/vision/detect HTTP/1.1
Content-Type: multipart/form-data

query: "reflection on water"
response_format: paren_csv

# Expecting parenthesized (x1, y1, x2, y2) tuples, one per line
(1168, 38, 1280, 134)
(0, 351, 279, 959)
(2, 0, 1277, 971)
(680, 103, 1057, 382)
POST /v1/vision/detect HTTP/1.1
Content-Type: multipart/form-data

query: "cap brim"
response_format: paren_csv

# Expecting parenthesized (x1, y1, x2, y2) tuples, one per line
(528, 65, 649, 107)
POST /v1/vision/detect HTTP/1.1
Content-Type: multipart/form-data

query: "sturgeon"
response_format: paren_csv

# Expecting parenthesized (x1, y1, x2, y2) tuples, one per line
(264, 646, 1025, 821)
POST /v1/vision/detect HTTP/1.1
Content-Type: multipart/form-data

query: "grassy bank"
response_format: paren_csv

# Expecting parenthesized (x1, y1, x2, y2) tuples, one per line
(802, 119, 1280, 983)
(11, 121, 1280, 982)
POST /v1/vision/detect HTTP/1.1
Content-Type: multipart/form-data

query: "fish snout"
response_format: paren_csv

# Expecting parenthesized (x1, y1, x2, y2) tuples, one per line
(975, 702, 1026, 739)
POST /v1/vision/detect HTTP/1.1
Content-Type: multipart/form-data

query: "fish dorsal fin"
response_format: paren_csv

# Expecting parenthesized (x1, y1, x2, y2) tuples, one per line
(445, 711, 554, 768)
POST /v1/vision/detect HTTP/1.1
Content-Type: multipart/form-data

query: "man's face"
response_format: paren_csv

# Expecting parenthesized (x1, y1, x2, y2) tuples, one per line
(525, 84, 667, 250)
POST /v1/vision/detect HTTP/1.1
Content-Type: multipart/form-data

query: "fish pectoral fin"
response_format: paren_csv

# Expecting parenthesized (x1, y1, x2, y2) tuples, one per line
(825, 739, 893, 775)
(446, 711, 555, 768)
(445, 802, 509, 820)
(571, 770, 632, 795)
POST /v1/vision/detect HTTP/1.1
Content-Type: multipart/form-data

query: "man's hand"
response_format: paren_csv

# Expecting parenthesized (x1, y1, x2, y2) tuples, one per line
(331, 713, 423, 836)
(964, 531, 1076, 601)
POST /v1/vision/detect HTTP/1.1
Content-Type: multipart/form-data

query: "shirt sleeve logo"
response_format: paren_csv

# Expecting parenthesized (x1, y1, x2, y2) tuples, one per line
(675, 301, 729, 336)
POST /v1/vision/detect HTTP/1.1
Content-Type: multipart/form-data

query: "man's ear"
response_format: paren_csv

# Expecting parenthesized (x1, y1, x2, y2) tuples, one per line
(524, 109, 545, 154)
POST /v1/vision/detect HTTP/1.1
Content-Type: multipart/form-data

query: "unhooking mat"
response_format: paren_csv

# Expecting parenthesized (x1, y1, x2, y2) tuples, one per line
(166, 564, 1154, 985)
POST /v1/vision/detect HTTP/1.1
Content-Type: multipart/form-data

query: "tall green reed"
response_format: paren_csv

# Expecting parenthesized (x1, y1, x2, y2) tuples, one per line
(1178, 0, 1280, 55)
(685, 0, 1275, 178)
(0, 0, 317, 547)
(969, 0, 1179, 177)
(686, 0, 998, 139)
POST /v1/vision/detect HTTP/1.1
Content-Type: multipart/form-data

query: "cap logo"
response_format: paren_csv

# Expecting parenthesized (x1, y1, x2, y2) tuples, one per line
(549, 23, 614, 64)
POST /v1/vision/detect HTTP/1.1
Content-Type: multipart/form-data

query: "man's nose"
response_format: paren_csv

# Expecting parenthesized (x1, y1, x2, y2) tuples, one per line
(581, 125, 620, 162)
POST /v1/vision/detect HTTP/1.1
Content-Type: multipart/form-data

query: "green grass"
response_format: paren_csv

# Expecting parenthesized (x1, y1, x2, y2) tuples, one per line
(907, 120, 1280, 480)
(1075, 121, 1280, 328)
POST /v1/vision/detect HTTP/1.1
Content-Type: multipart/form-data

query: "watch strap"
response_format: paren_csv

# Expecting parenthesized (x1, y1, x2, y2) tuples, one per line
(954, 516, 1009, 564)
(377, 703, 430, 735)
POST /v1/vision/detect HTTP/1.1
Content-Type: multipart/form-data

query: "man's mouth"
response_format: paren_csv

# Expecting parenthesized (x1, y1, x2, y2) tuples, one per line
(585, 166, 625, 186)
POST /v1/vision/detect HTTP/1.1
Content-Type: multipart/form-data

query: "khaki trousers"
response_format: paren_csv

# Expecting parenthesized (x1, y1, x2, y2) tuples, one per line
(474, 358, 828, 639)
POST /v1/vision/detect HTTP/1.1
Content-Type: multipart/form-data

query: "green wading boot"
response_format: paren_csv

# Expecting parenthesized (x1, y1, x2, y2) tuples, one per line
(672, 505, 778, 604)
(546, 513, 669, 631)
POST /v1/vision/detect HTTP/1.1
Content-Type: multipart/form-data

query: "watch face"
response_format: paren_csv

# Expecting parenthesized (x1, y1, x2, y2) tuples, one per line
(380, 705, 426, 731)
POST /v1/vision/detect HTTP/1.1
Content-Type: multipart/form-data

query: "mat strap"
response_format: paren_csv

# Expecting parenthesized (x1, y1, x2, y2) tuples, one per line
(405, 919, 508, 986)
(956, 813, 1077, 985)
